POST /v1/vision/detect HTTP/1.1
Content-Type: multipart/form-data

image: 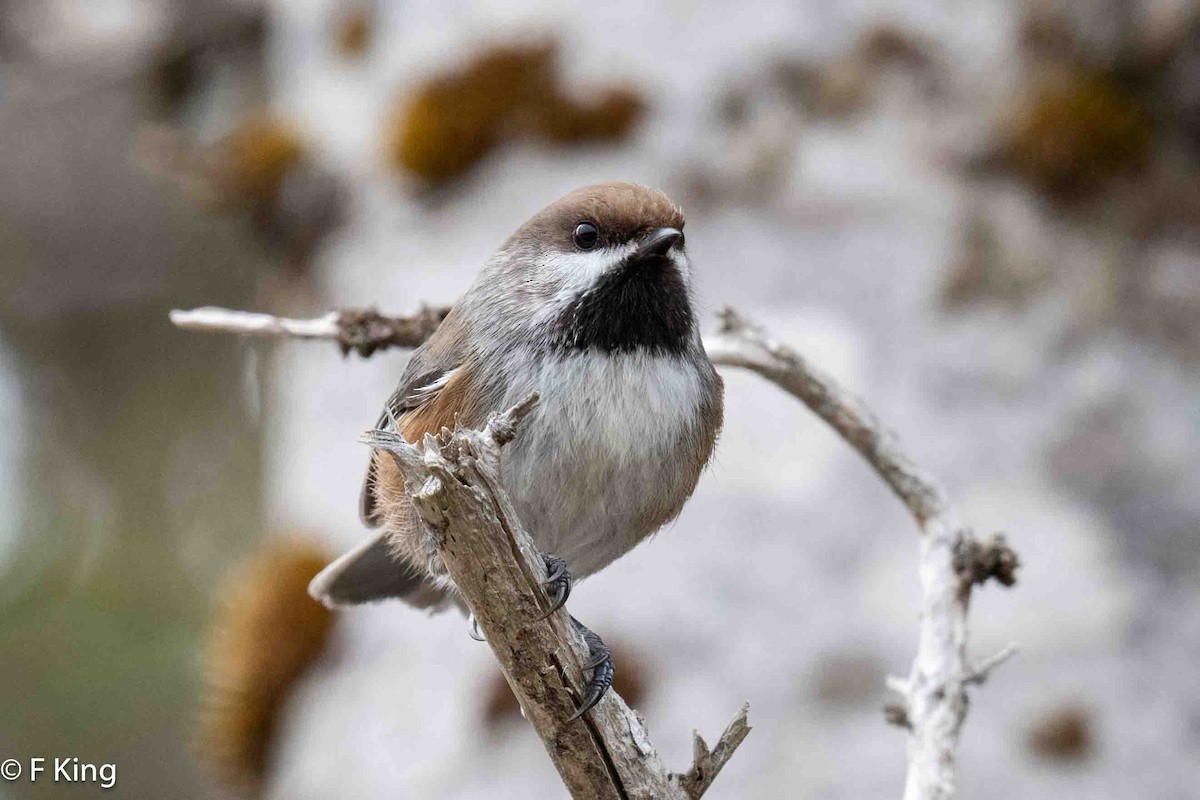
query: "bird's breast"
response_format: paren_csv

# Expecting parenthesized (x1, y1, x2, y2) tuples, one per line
(496, 349, 720, 577)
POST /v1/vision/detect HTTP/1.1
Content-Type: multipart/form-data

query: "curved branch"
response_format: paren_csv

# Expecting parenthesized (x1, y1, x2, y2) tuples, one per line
(704, 308, 1018, 800)
(704, 308, 945, 521)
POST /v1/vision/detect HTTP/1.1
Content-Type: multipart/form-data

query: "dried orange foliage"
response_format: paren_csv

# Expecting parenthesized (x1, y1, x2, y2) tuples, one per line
(534, 87, 645, 144)
(1026, 704, 1094, 761)
(389, 43, 555, 184)
(856, 25, 932, 70)
(334, 8, 373, 59)
(1003, 70, 1153, 200)
(199, 539, 334, 792)
(216, 117, 308, 217)
(386, 42, 645, 185)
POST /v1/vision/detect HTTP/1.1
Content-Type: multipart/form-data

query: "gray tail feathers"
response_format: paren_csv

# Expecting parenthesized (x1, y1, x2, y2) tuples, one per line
(307, 532, 450, 611)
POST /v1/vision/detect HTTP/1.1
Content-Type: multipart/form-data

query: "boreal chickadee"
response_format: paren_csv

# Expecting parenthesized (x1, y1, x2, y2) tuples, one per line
(310, 183, 723, 718)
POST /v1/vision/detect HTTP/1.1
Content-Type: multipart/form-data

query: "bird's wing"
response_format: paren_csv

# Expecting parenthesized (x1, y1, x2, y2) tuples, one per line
(358, 308, 475, 526)
(309, 310, 484, 610)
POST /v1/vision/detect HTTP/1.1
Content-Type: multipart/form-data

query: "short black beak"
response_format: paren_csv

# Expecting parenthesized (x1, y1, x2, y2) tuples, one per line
(636, 227, 682, 260)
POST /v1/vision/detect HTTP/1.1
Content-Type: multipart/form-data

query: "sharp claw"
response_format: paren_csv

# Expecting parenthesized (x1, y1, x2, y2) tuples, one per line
(535, 584, 569, 621)
(567, 615, 614, 723)
(536, 552, 572, 621)
(567, 683, 606, 722)
(467, 613, 486, 642)
(541, 562, 567, 587)
(539, 553, 568, 586)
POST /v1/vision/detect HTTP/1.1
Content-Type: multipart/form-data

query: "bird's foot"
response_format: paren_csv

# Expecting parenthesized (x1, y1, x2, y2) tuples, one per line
(537, 551, 572, 620)
(568, 616, 614, 722)
(531, 554, 611, 720)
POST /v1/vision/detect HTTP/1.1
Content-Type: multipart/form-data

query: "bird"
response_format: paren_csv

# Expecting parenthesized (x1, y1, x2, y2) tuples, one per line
(309, 182, 724, 718)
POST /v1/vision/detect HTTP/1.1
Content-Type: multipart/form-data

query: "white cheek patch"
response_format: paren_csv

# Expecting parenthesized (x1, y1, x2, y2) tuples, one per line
(524, 244, 631, 325)
(547, 244, 636, 293)
(526, 242, 695, 328)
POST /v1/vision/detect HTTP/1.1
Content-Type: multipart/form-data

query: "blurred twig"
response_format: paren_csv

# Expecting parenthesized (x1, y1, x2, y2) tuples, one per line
(170, 302, 1019, 800)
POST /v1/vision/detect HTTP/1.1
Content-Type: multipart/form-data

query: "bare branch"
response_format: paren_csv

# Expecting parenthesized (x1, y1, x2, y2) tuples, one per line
(964, 643, 1020, 686)
(955, 533, 1020, 588)
(704, 308, 945, 522)
(364, 395, 749, 799)
(884, 702, 912, 730)
(676, 703, 752, 799)
(169, 305, 450, 356)
(170, 307, 342, 339)
(704, 307, 1019, 800)
(335, 307, 451, 356)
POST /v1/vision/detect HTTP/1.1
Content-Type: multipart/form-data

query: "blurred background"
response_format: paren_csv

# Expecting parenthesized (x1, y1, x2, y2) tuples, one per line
(1, 0, 1198, 797)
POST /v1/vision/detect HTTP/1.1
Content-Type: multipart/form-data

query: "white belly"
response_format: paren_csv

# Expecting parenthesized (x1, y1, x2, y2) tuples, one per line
(498, 350, 708, 577)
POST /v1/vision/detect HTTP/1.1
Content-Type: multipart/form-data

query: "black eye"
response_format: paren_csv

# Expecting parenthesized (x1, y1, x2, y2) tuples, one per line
(573, 222, 599, 250)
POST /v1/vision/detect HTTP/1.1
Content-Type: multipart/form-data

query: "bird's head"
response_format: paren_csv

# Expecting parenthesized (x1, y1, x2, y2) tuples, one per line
(479, 182, 696, 356)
